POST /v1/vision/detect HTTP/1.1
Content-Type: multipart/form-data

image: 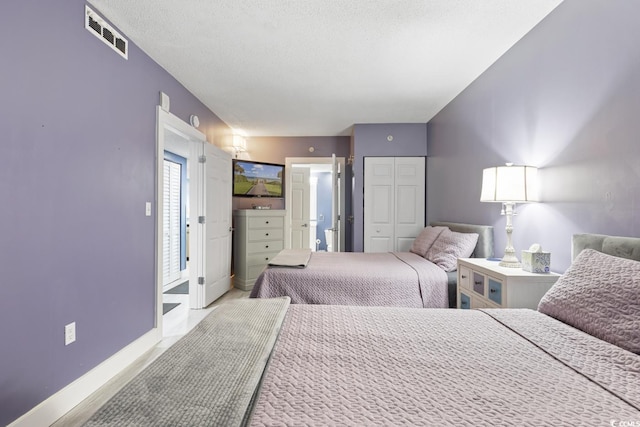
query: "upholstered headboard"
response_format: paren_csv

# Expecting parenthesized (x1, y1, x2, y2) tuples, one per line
(572, 233, 640, 261)
(430, 221, 494, 259)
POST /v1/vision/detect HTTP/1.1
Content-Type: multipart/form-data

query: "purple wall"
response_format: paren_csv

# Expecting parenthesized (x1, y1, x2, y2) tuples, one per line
(427, 0, 640, 272)
(0, 1, 229, 424)
(352, 123, 428, 251)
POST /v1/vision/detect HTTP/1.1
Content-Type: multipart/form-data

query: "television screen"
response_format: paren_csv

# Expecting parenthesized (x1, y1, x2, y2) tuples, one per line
(233, 160, 284, 198)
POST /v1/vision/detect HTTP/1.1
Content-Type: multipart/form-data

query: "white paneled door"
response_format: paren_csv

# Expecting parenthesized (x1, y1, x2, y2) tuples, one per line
(288, 167, 311, 249)
(364, 157, 425, 252)
(194, 141, 232, 308)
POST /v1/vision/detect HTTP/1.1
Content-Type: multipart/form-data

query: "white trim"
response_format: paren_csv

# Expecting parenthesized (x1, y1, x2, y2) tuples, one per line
(9, 329, 160, 427)
(156, 107, 208, 317)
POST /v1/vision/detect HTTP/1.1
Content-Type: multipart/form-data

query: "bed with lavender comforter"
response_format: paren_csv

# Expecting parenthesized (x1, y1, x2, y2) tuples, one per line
(86, 234, 640, 426)
(245, 301, 639, 426)
(250, 251, 449, 308)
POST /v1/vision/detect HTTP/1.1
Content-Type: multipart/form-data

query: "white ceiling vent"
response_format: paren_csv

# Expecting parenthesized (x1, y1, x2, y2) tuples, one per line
(85, 5, 128, 59)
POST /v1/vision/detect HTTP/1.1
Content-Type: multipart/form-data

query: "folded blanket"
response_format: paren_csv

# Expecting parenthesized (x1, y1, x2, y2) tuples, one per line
(268, 248, 312, 268)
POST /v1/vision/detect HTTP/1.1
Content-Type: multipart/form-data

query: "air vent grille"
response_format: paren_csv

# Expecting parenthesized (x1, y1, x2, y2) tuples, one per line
(85, 5, 128, 60)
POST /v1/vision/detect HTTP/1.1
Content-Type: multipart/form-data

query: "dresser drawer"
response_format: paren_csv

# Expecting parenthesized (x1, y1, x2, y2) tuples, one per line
(247, 252, 280, 267)
(247, 228, 284, 242)
(248, 264, 269, 281)
(247, 240, 283, 254)
(248, 216, 284, 229)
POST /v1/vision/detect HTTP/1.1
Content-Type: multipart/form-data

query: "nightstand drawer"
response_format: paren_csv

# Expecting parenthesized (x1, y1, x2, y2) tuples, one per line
(459, 292, 471, 309)
(488, 277, 503, 305)
(459, 266, 471, 290)
(472, 272, 485, 296)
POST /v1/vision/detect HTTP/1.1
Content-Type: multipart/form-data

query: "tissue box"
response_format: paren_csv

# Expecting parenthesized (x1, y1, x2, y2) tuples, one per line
(521, 250, 551, 273)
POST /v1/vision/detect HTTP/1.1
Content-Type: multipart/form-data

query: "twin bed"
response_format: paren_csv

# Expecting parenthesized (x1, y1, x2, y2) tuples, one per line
(250, 221, 494, 308)
(85, 233, 640, 426)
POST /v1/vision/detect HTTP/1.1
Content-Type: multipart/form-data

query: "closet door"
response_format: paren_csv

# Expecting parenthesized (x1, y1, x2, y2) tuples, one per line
(364, 157, 395, 252)
(364, 157, 425, 252)
(394, 157, 425, 252)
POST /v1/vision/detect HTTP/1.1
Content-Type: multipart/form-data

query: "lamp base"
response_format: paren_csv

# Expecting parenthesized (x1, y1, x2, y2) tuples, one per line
(499, 250, 522, 268)
(499, 259, 522, 268)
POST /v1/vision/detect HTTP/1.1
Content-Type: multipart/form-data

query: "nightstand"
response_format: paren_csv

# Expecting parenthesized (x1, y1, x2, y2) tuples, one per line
(457, 258, 560, 309)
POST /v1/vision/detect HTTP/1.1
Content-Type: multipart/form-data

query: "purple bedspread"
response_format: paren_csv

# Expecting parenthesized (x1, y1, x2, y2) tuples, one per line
(249, 251, 449, 308)
(248, 305, 640, 426)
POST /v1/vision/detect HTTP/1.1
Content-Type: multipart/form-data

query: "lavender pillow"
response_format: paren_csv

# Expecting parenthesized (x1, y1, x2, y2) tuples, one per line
(410, 226, 447, 257)
(538, 249, 640, 355)
(425, 229, 479, 272)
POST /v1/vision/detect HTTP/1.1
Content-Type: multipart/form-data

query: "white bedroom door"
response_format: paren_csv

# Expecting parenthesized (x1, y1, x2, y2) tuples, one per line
(193, 141, 232, 308)
(288, 167, 310, 249)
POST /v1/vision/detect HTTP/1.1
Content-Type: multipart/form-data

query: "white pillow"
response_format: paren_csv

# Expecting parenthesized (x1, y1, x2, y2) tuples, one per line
(410, 226, 447, 257)
(425, 229, 479, 272)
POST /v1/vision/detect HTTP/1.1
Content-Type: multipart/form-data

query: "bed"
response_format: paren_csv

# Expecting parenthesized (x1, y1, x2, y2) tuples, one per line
(250, 221, 494, 308)
(86, 232, 640, 426)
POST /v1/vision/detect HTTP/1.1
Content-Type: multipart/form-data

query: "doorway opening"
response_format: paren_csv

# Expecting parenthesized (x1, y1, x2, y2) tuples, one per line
(285, 156, 346, 252)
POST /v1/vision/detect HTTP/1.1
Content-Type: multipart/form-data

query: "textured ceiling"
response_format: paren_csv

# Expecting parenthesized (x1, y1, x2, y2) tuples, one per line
(89, 0, 563, 136)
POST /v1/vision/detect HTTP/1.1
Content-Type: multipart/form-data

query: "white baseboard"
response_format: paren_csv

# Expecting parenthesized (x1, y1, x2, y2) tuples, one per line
(9, 328, 161, 427)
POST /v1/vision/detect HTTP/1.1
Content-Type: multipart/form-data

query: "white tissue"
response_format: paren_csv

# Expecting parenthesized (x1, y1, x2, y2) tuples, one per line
(529, 243, 542, 253)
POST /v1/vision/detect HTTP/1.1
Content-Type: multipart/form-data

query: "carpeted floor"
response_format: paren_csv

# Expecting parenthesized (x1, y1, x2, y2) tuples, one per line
(162, 302, 180, 315)
(164, 281, 188, 294)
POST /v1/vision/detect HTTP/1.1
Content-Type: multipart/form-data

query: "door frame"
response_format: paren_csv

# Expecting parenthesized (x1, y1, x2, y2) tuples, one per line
(285, 157, 346, 252)
(156, 107, 207, 333)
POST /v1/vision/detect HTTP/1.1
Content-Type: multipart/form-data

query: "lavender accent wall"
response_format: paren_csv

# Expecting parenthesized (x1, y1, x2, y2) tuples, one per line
(0, 1, 229, 424)
(352, 123, 428, 252)
(427, 0, 640, 273)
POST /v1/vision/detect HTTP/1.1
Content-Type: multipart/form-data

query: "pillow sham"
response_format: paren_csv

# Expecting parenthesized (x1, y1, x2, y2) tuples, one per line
(425, 229, 479, 272)
(538, 249, 640, 355)
(410, 226, 447, 257)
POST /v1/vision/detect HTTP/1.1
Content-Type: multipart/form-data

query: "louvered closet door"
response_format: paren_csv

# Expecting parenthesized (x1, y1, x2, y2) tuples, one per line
(163, 159, 181, 285)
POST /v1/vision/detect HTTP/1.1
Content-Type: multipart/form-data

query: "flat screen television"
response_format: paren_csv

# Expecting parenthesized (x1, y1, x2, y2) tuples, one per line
(232, 159, 284, 198)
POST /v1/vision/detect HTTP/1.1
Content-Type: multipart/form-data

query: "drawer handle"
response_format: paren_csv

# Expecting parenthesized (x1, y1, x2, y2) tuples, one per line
(265, 221, 269, 224)
(461, 275, 467, 279)
(474, 281, 482, 285)
(490, 288, 498, 293)
(265, 245, 269, 248)
(265, 257, 269, 261)
(265, 232, 269, 236)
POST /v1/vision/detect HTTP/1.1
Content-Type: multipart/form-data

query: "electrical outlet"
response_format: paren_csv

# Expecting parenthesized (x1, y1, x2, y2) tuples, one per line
(65, 322, 76, 346)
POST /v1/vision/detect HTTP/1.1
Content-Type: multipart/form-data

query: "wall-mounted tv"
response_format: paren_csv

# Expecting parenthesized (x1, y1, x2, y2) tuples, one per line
(233, 159, 284, 198)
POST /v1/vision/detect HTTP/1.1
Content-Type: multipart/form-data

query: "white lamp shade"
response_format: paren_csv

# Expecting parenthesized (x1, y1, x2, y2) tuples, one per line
(480, 165, 538, 203)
